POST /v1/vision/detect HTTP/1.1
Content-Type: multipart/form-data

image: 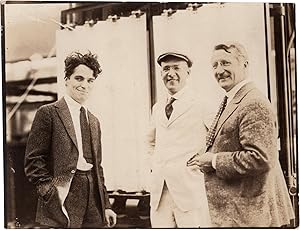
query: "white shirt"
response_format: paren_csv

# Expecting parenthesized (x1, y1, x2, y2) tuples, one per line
(225, 79, 250, 104)
(166, 85, 188, 106)
(212, 79, 250, 169)
(64, 95, 93, 171)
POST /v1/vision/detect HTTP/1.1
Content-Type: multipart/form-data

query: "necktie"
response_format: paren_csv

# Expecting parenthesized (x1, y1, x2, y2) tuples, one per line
(80, 107, 93, 162)
(165, 97, 176, 119)
(206, 96, 228, 148)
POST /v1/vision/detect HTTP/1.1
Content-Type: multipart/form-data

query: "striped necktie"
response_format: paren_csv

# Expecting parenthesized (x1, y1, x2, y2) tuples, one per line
(206, 96, 228, 148)
(165, 97, 176, 119)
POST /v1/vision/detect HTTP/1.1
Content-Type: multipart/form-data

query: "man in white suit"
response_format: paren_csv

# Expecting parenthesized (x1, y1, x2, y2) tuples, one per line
(147, 52, 211, 228)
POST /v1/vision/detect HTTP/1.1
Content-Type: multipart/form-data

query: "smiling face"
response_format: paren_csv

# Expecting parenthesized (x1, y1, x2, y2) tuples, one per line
(65, 64, 96, 104)
(160, 58, 190, 95)
(211, 49, 248, 92)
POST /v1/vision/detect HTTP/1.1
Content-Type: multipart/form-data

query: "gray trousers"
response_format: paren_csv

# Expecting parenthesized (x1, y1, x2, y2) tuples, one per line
(64, 169, 103, 228)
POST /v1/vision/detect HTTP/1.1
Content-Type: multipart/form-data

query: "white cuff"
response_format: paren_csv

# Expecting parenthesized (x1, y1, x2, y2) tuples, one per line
(212, 154, 217, 169)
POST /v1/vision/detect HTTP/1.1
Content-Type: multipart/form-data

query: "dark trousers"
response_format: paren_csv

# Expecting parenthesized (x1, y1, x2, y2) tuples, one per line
(64, 170, 103, 228)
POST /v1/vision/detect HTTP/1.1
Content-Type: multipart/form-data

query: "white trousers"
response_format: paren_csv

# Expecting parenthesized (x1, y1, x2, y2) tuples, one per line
(150, 183, 211, 228)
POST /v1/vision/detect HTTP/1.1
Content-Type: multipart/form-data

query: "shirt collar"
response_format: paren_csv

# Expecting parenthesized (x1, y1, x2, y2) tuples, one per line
(64, 94, 87, 112)
(226, 79, 250, 103)
(167, 85, 188, 103)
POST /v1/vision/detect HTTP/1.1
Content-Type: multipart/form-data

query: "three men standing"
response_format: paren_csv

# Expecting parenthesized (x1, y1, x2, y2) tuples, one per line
(25, 45, 295, 228)
(24, 51, 117, 228)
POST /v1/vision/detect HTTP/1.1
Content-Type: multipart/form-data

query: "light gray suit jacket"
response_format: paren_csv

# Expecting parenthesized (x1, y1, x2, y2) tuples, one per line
(205, 82, 295, 227)
(147, 89, 210, 224)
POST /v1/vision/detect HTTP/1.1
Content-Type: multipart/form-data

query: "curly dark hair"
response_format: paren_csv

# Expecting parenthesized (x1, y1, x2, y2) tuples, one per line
(64, 51, 102, 80)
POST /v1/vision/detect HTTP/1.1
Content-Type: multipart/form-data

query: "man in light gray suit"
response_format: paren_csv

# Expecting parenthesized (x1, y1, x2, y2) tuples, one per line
(187, 42, 295, 227)
(147, 52, 211, 228)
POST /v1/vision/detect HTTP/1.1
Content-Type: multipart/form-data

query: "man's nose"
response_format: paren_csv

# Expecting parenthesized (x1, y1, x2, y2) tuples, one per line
(215, 64, 225, 74)
(167, 68, 176, 76)
(81, 80, 89, 88)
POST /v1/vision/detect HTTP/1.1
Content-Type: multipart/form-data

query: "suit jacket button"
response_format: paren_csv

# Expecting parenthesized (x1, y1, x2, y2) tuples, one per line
(71, 170, 76, 174)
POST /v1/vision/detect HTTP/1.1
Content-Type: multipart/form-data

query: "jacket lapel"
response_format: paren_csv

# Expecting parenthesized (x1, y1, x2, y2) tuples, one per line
(167, 91, 195, 127)
(155, 99, 169, 127)
(88, 111, 99, 159)
(214, 82, 256, 138)
(55, 97, 78, 150)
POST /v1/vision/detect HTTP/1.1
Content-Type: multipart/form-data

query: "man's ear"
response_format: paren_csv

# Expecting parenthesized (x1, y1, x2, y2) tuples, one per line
(244, 61, 249, 68)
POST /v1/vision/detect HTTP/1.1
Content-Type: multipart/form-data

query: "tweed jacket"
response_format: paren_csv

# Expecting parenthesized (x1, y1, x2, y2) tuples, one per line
(24, 97, 111, 227)
(205, 82, 294, 227)
(147, 89, 211, 225)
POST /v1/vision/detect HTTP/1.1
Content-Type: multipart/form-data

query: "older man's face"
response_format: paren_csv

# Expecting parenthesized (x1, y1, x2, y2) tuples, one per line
(211, 49, 247, 92)
(161, 59, 190, 95)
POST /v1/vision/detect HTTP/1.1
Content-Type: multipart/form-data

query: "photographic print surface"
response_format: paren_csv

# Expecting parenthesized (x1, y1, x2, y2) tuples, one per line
(2, 2, 298, 228)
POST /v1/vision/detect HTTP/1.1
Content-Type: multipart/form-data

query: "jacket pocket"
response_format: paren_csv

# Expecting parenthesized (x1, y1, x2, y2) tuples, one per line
(42, 184, 56, 202)
(40, 185, 68, 226)
(240, 175, 267, 198)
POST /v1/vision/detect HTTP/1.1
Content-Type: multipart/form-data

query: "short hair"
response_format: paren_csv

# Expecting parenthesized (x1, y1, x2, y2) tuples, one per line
(64, 51, 102, 80)
(214, 42, 248, 63)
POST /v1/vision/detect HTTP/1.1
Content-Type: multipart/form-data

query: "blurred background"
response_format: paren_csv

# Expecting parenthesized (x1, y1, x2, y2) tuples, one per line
(3, 2, 298, 228)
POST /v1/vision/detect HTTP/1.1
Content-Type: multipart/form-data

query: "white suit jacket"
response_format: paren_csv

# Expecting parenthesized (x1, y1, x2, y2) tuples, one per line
(147, 89, 210, 213)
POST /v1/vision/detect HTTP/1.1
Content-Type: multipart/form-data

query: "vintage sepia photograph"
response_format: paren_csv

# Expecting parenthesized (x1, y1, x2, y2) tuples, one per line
(2, 1, 298, 228)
